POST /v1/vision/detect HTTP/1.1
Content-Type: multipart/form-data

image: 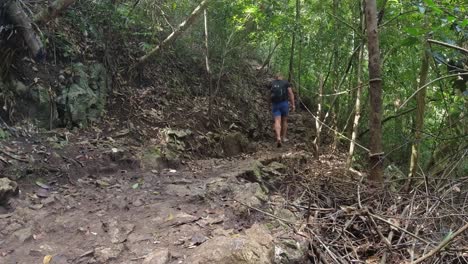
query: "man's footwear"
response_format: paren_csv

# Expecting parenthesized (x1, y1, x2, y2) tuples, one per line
(276, 139, 282, 148)
(282, 137, 289, 143)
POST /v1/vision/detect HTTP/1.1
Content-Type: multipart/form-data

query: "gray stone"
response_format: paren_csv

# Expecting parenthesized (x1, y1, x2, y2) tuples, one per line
(94, 244, 124, 263)
(0, 177, 18, 205)
(142, 248, 170, 264)
(222, 132, 249, 156)
(232, 182, 267, 215)
(106, 220, 135, 244)
(274, 239, 307, 264)
(12, 80, 58, 128)
(187, 224, 274, 264)
(41, 195, 56, 206)
(13, 226, 33, 243)
(57, 63, 109, 127)
(49, 254, 68, 264)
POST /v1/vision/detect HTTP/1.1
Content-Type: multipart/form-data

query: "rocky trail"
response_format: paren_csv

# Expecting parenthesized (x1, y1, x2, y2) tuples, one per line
(0, 113, 320, 264)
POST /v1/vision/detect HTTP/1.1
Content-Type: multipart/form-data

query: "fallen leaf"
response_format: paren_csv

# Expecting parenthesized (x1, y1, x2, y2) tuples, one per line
(43, 255, 53, 264)
(132, 183, 139, 189)
(96, 180, 110, 187)
(35, 180, 50, 190)
(166, 213, 174, 221)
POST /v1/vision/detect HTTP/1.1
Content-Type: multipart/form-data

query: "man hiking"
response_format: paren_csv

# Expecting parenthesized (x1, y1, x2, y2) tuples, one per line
(270, 73, 295, 147)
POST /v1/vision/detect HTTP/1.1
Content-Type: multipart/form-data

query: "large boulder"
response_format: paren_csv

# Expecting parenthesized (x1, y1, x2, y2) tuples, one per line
(11, 79, 58, 128)
(222, 132, 249, 156)
(0, 177, 19, 205)
(57, 63, 109, 127)
(187, 224, 274, 264)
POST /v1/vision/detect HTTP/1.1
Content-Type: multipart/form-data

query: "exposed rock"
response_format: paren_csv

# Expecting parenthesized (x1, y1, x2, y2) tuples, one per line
(106, 220, 135, 244)
(191, 233, 208, 246)
(142, 248, 170, 264)
(265, 162, 287, 174)
(13, 226, 33, 243)
(165, 212, 199, 227)
(94, 244, 124, 263)
(0, 177, 19, 205)
(141, 145, 181, 170)
(57, 63, 109, 127)
(222, 132, 249, 156)
(273, 208, 297, 223)
(205, 178, 231, 197)
(13, 80, 58, 128)
(187, 224, 274, 264)
(274, 239, 308, 264)
(41, 195, 56, 206)
(49, 254, 68, 264)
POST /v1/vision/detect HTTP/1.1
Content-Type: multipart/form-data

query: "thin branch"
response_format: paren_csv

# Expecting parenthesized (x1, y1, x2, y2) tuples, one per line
(428, 39, 468, 54)
(369, 212, 433, 245)
(399, 73, 468, 109)
(358, 107, 416, 138)
(413, 222, 468, 264)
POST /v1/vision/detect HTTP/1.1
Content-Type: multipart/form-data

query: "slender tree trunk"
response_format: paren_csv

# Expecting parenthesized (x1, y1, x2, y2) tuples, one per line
(297, 2, 302, 101)
(5, 0, 45, 60)
(288, 0, 300, 82)
(204, 9, 212, 118)
(347, 1, 365, 169)
(33, 0, 77, 23)
(407, 40, 430, 189)
(313, 75, 324, 158)
(134, 0, 211, 68)
(331, 0, 341, 150)
(365, 0, 384, 182)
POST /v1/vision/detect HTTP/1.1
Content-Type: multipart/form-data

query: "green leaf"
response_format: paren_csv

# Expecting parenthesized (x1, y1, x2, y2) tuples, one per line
(404, 27, 422, 36)
(401, 37, 419, 46)
(423, 0, 443, 13)
(461, 19, 468, 28)
(132, 183, 139, 189)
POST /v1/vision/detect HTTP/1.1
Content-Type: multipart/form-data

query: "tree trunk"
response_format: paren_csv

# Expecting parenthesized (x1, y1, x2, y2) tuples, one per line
(365, 0, 384, 182)
(297, 2, 302, 101)
(5, 0, 45, 60)
(407, 40, 430, 189)
(204, 9, 212, 117)
(346, 0, 365, 169)
(313, 75, 324, 158)
(134, 0, 212, 68)
(33, 0, 77, 24)
(331, 0, 340, 150)
(288, 0, 300, 82)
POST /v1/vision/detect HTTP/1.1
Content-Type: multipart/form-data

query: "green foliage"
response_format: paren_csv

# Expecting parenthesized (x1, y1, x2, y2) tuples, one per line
(47, 0, 465, 178)
(0, 128, 9, 140)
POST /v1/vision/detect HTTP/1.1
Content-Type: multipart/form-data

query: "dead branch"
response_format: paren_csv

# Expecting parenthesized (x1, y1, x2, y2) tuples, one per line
(133, 0, 212, 68)
(413, 222, 468, 264)
(428, 39, 468, 54)
(369, 211, 432, 245)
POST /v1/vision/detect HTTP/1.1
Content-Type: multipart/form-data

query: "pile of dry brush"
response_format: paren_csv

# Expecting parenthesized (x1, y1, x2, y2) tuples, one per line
(275, 152, 467, 264)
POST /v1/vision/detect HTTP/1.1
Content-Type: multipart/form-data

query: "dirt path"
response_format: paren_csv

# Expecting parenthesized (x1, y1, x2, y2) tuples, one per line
(0, 136, 309, 264)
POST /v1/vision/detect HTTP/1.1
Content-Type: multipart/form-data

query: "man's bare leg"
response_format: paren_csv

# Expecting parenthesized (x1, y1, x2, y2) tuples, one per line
(274, 116, 282, 146)
(281, 116, 288, 140)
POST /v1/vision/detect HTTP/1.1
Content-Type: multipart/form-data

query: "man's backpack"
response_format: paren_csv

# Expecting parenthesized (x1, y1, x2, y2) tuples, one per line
(271, 80, 287, 103)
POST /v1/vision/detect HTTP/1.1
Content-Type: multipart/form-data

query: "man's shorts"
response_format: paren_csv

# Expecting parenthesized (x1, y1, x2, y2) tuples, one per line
(272, 101, 289, 117)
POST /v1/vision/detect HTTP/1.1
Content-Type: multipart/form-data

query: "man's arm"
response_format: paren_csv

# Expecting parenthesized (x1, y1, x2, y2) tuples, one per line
(288, 87, 295, 111)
